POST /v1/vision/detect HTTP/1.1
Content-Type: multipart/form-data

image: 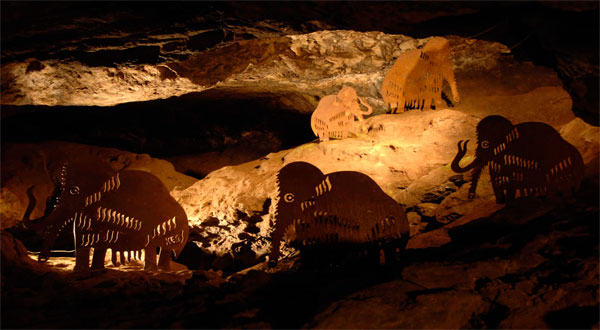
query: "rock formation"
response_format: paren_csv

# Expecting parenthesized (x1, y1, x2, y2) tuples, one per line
(1, 2, 598, 329)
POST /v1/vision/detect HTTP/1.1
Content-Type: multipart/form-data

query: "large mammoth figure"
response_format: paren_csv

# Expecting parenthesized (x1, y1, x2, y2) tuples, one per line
(451, 115, 584, 204)
(311, 86, 373, 141)
(26, 158, 189, 272)
(381, 37, 460, 113)
(270, 161, 409, 267)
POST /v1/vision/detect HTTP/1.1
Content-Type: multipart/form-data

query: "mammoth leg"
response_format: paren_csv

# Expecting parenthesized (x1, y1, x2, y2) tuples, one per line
(383, 242, 397, 265)
(158, 247, 172, 270)
(468, 165, 484, 199)
(74, 247, 91, 272)
(342, 126, 349, 139)
(144, 246, 158, 271)
(505, 187, 516, 204)
(91, 247, 107, 270)
(120, 251, 127, 265)
(492, 182, 506, 204)
(111, 250, 120, 267)
(424, 97, 432, 110)
(394, 100, 401, 113)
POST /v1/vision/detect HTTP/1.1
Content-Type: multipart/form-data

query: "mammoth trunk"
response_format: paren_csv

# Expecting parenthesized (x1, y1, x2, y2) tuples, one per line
(451, 140, 485, 198)
(269, 198, 303, 265)
(269, 226, 284, 265)
(451, 140, 480, 173)
(36, 208, 75, 262)
(269, 205, 290, 265)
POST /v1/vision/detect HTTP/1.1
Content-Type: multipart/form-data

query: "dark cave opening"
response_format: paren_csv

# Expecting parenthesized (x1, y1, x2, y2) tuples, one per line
(2, 90, 315, 178)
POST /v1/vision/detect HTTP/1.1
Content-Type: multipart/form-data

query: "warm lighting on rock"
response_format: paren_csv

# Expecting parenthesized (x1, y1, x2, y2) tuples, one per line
(1, 2, 598, 328)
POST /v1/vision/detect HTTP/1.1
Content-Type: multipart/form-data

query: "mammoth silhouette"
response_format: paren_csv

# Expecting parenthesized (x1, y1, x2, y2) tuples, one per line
(381, 37, 459, 113)
(451, 115, 584, 204)
(26, 157, 189, 272)
(311, 86, 373, 141)
(270, 161, 409, 267)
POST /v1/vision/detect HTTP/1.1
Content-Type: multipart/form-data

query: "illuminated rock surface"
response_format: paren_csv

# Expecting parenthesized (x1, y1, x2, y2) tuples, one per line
(1, 2, 598, 329)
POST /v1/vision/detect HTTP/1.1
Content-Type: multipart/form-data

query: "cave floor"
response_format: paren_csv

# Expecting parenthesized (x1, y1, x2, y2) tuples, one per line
(2, 184, 598, 329)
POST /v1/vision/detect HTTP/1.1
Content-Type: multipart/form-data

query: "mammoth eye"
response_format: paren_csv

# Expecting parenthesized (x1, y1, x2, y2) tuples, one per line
(283, 193, 295, 203)
(481, 141, 490, 149)
(69, 186, 80, 195)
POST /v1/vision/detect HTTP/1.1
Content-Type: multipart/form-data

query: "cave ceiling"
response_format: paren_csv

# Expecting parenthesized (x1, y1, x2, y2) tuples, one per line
(2, 1, 597, 161)
(2, 1, 598, 113)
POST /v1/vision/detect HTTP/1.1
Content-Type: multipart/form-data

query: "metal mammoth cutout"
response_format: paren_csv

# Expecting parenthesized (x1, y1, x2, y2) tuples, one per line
(451, 115, 584, 204)
(270, 161, 409, 266)
(311, 86, 373, 141)
(27, 158, 189, 272)
(381, 37, 460, 113)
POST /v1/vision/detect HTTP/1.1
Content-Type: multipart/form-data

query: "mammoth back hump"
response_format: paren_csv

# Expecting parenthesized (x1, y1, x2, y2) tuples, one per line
(312, 171, 404, 220)
(97, 170, 186, 222)
(513, 122, 582, 163)
(383, 52, 417, 80)
(382, 50, 421, 102)
(313, 94, 344, 117)
(423, 37, 451, 59)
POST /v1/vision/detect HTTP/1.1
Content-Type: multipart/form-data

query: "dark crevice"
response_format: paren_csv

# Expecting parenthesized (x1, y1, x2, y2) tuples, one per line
(404, 181, 599, 265)
(476, 301, 510, 329)
(1, 90, 315, 160)
(2, 2, 597, 124)
(544, 304, 600, 329)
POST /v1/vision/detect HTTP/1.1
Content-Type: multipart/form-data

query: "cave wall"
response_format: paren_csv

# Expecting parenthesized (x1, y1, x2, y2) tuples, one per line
(1, 2, 598, 329)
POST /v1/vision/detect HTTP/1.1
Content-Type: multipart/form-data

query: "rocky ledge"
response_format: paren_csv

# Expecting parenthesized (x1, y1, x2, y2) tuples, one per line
(1, 22, 598, 329)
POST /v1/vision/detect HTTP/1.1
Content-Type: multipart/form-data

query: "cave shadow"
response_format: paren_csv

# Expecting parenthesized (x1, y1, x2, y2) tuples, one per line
(180, 261, 403, 329)
(544, 304, 600, 329)
(1, 91, 314, 159)
(403, 175, 599, 267)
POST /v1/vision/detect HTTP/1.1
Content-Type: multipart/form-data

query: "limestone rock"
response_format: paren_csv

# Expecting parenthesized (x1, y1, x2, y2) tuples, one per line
(397, 166, 464, 208)
(2, 30, 574, 126)
(172, 109, 480, 258)
(172, 104, 599, 262)
(434, 170, 496, 224)
(1, 231, 46, 272)
(311, 198, 598, 329)
(415, 202, 441, 218)
(309, 280, 491, 329)
(0, 189, 24, 230)
(560, 117, 600, 175)
(406, 212, 426, 237)
(1, 61, 203, 106)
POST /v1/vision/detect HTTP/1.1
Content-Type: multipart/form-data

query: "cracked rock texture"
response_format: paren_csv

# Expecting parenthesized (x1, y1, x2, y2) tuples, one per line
(1, 2, 598, 329)
(172, 107, 597, 265)
(0, 31, 573, 125)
